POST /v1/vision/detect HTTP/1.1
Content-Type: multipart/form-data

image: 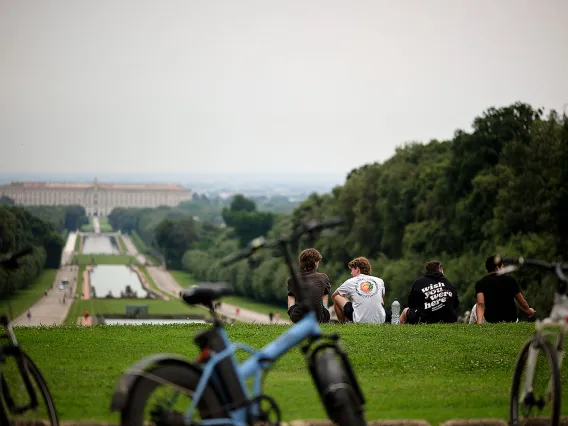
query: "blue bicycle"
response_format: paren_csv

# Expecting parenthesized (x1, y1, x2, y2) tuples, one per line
(110, 217, 366, 426)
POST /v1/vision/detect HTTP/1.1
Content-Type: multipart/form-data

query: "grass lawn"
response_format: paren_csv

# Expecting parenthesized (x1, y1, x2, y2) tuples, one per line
(0, 270, 57, 319)
(69, 298, 205, 317)
(168, 269, 198, 287)
(72, 254, 141, 266)
(74, 234, 82, 253)
(15, 323, 567, 424)
(80, 224, 94, 232)
(116, 235, 128, 254)
(63, 265, 85, 325)
(99, 216, 113, 232)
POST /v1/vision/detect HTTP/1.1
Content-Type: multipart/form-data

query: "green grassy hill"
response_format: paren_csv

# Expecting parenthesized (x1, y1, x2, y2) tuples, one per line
(14, 322, 567, 424)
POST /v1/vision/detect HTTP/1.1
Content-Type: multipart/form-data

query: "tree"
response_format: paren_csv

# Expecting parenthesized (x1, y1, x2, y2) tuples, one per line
(0, 196, 14, 205)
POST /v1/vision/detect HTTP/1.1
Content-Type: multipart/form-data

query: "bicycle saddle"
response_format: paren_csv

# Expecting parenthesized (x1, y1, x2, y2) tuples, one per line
(180, 282, 234, 306)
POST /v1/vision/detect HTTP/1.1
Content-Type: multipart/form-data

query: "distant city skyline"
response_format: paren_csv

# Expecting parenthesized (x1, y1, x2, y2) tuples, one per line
(1, 0, 567, 176)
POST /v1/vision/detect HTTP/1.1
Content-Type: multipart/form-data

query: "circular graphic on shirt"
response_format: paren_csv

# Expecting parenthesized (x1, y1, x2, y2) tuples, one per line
(354, 277, 380, 298)
(360, 281, 374, 293)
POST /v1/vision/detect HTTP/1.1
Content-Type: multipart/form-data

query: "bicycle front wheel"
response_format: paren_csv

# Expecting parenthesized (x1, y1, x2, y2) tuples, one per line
(509, 337, 561, 426)
(0, 349, 59, 426)
(121, 363, 227, 426)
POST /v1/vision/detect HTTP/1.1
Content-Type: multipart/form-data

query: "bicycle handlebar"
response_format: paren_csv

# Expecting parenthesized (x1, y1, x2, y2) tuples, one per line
(0, 247, 33, 269)
(499, 256, 568, 283)
(221, 216, 345, 266)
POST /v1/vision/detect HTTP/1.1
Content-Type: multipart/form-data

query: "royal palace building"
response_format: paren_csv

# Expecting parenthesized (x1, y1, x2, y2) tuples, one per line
(0, 179, 193, 216)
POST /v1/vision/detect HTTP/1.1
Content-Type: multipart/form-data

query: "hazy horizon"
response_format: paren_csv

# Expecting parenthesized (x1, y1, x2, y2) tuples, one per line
(2, 0, 567, 177)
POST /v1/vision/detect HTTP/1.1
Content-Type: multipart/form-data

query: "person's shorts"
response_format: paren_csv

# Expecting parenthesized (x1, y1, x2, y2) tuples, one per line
(343, 301, 354, 322)
(406, 307, 422, 324)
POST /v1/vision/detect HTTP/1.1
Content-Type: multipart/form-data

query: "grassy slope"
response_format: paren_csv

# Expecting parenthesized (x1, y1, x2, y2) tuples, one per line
(170, 270, 288, 317)
(67, 298, 205, 316)
(15, 323, 567, 424)
(130, 231, 161, 266)
(99, 216, 113, 232)
(219, 295, 289, 317)
(116, 235, 128, 254)
(0, 270, 57, 319)
(74, 234, 82, 253)
(63, 265, 85, 325)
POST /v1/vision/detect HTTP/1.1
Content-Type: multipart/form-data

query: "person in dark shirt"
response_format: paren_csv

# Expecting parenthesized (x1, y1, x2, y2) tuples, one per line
(475, 255, 535, 323)
(287, 248, 331, 323)
(400, 260, 459, 324)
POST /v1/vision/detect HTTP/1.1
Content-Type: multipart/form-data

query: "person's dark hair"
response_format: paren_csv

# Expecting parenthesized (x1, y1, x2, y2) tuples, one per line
(485, 255, 503, 273)
(425, 260, 443, 273)
(348, 257, 372, 275)
(299, 248, 322, 271)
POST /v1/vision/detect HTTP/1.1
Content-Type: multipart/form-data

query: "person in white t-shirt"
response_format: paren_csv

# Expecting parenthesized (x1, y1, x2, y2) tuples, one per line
(332, 257, 386, 324)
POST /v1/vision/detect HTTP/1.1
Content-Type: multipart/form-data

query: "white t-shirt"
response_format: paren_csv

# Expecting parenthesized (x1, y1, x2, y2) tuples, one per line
(336, 274, 386, 324)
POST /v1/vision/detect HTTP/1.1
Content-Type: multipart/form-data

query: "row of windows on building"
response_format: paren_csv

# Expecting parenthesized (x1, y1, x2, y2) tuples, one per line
(4, 190, 184, 206)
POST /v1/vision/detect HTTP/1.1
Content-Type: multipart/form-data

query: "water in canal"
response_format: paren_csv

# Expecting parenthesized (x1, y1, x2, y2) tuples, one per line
(83, 235, 119, 255)
(89, 265, 148, 298)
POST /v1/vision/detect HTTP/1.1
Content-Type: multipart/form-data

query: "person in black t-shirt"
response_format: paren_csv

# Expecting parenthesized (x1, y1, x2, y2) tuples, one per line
(475, 255, 535, 323)
(400, 260, 459, 324)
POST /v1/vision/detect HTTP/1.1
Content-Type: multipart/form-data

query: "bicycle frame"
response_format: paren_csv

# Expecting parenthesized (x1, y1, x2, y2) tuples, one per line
(0, 317, 41, 415)
(520, 313, 567, 405)
(184, 311, 322, 425)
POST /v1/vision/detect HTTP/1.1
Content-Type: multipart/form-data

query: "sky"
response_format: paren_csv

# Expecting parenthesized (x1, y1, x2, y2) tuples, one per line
(1, 0, 567, 182)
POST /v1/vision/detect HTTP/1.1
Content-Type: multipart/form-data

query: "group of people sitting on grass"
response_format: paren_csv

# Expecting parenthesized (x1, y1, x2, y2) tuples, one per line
(287, 249, 536, 325)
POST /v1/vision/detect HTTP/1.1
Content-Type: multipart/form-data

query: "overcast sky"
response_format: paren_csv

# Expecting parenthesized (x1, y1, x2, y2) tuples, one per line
(1, 0, 567, 180)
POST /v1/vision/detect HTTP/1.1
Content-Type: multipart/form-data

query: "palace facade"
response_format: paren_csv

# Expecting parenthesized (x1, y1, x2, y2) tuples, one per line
(0, 179, 193, 216)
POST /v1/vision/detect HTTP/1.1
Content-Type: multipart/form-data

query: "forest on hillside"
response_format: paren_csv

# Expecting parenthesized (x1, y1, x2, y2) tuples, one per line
(109, 102, 568, 318)
(0, 204, 82, 298)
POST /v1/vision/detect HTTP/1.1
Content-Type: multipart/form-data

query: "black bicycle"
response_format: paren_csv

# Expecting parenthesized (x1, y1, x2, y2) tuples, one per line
(0, 248, 59, 425)
(499, 256, 568, 426)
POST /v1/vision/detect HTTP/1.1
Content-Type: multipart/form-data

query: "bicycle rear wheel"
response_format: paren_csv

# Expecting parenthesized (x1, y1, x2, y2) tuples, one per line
(509, 337, 561, 426)
(0, 349, 59, 426)
(121, 363, 227, 426)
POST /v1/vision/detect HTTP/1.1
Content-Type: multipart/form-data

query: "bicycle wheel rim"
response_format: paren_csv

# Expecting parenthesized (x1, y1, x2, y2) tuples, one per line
(0, 350, 59, 426)
(509, 337, 561, 426)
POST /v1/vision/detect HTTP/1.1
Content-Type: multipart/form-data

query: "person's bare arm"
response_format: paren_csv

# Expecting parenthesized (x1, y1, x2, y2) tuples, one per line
(332, 289, 339, 300)
(322, 294, 329, 306)
(288, 295, 296, 309)
(476, 293, 485, 324)
(514, 293, 535, 317)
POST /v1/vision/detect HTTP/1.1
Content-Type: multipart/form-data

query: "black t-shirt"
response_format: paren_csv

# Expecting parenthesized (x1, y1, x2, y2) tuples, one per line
(475, 274, 521, 323)
(407, 272, 459, 323)
(287, 270, 330, 322)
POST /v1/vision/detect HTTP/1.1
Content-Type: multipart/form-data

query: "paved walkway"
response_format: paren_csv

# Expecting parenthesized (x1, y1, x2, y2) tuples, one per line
(92, 216, 101, 234)
(12, 265, 79, 327)
(121, 234, 148, 265)
(146, 267, 290, 324)
(61, 232, 77, 265)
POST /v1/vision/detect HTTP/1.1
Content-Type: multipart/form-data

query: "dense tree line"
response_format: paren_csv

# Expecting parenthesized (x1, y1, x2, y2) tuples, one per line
(173, 103, 568, 316)
(106, 103, 567, 317)
(23, 205, 90, 233)
(0, 206, 65, 299)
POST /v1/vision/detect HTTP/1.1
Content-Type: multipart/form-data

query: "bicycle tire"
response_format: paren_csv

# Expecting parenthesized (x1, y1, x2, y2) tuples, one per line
(313, 349, 366, 426)
(120, 363, 227, 426)
(509, 337, 561, 426)
(0, 349, 59, 426)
